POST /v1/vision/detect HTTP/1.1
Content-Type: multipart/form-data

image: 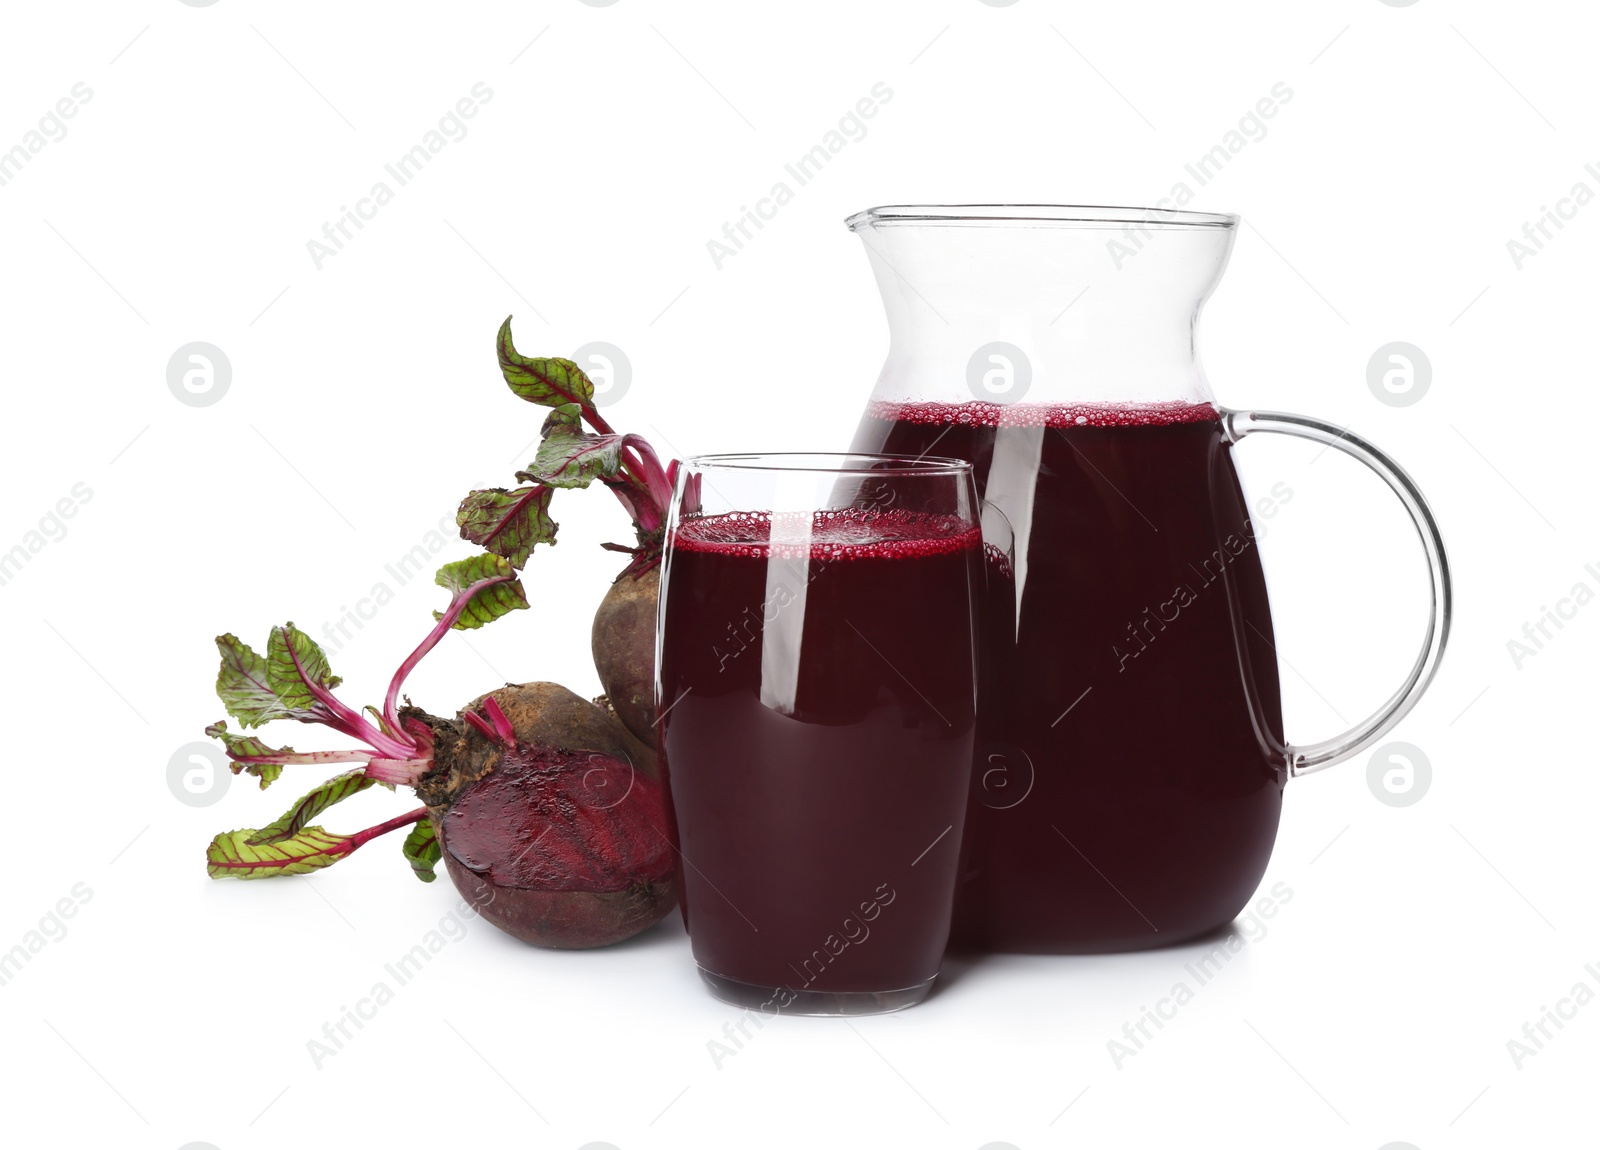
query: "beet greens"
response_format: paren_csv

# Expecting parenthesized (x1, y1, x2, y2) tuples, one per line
(204, 553, 528, 880)
(456, 318, 675, 577)
(194, 319, 682, 948)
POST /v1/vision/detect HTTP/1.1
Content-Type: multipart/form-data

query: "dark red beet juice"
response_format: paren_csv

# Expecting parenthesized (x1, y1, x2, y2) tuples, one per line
(852, 401, 1286, 953)
(658, 508, 979, 995)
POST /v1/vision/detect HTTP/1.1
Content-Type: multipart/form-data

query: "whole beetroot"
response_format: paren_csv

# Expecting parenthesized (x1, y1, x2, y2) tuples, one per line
(591, 568, 659, 745)
(201, 557, 676, 950)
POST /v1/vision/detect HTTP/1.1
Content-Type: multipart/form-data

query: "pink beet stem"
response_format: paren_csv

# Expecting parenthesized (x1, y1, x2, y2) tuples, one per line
(365, 757, 433, 786)
(382, 574, 515, 732)
(281, 628, 416, 761)
(622, 434, 674, 512)
(483, 696, 516, 746)
(226, 750, 372, 766)
(347, 807, 428, 845)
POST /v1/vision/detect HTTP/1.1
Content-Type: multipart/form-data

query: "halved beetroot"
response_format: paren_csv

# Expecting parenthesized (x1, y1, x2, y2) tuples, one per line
(414, 682, 676, 948)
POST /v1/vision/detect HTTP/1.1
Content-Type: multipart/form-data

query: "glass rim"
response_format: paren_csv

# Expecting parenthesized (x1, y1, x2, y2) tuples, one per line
(845, 203, 1239, 231)
(682, 451, 973, 478)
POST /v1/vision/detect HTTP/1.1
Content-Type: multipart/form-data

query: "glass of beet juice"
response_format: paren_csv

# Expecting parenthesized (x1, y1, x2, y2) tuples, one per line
(656, 453, 984, 1015)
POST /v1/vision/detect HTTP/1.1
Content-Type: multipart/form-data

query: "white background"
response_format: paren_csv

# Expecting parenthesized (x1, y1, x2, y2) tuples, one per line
(0, 1, 1594, 1147)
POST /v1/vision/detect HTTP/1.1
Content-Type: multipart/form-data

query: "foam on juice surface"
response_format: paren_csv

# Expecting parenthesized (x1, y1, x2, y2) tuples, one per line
(671, 507, 981, 561)
(865, 399, 1219, 429)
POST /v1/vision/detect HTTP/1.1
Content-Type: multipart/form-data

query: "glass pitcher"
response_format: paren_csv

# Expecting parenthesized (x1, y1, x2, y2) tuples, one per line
(846, 205, 1451, 954)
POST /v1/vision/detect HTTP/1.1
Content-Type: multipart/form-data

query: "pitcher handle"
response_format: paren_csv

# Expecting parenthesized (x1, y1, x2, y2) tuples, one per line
(1220, 408, 1453, 777)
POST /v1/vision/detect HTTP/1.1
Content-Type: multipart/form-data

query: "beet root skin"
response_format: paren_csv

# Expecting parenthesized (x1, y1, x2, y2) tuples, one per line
(441, 851, 673, 949)
(412, 682, 677, 949)
(591, 568, 659, 746)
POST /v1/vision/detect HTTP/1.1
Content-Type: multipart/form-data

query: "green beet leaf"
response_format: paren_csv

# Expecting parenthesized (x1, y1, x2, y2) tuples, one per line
(205, 720, 294, 789)
(521, 426, 623, 490)
(247, 770, 378, 846)
(498, 317, 595, 409)
(214, 635, 293, 729)
(207, 825, 357, 879)
(541, 403, 583, 435)
(208, 804, 428, 881)
(266, 622, 341, 712)
(214, 624, 342, 730)
(402, 819, 442, 883)
(433, 553, 529, 630)
(457, 486, 557, 569)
